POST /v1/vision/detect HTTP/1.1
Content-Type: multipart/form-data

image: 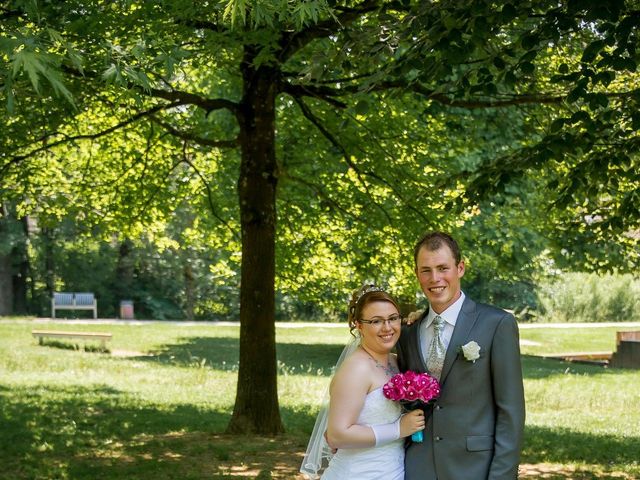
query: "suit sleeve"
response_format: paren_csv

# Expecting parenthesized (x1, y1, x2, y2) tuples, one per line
(488, 313, 526, 480)
(396, 324, 410, 372)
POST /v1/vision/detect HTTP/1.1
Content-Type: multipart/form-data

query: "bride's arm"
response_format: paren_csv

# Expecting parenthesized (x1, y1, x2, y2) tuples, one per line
(325, 356, 378, 449)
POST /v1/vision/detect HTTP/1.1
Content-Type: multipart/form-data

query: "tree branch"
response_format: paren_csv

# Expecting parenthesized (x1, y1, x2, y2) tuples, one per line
(278, 0, 380, 62)
(61, 65, 242, 118)
(1, 102, 182, 177)
(284, 74, 639, 110)
(175, 18, 224, 33)
(148, 87, 242, 118)
(179, 142, 240, 241)
(0, 7, 24, 21)
(293, 96, 393, 225)
(149, 116, 239, 149)
(280, 83, 348, 108)
(282, 172, 360, 221)
(289, 76, 568, 108)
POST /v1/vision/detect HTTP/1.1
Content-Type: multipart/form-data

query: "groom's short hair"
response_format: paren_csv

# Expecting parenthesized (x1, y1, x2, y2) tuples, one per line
(414, 231, 462, 265)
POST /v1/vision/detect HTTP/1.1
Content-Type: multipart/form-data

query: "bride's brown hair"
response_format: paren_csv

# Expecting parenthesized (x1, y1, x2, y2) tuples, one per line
(347, 284, 400, 336)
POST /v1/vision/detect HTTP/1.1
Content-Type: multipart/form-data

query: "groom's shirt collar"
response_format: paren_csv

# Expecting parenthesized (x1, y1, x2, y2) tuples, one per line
(426, 291, 466, 328)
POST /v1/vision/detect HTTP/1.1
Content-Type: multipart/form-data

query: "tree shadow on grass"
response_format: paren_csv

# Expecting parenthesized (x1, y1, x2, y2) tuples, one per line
(131, 336, 344, 376)
(38, 339, 110, 353)
(0, 382, 320, 479)
(521, 354, 618, 380)
(522, 424, 640, 478)
(132, 337, 627, 381)
(136, 336, 626, 380)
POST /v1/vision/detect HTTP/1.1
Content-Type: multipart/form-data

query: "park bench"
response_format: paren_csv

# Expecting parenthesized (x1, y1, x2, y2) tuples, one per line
(51, 292, 98, 319)
(610, 331, 640, 369)
(32, 330, 112, 351)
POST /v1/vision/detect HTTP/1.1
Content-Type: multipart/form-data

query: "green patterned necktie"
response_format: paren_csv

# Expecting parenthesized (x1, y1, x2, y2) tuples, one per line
(427, 315, 446, 380)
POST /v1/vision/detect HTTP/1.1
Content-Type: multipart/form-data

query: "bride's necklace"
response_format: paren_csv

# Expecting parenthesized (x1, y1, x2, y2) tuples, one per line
(360, 346, 398, 377)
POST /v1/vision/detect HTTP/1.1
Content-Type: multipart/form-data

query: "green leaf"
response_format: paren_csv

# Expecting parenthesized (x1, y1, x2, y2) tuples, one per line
(567, 85, 585, 103)
(581, 40, 605, 63)
(521, 34, 538, 50)
(570, 111, 590, 124)
(500, 3, 517, 22)
(504, 71, 517, 86)
(354, 100, 369, 115)
(520, 62, 535, 74)
(550, 118, 565, 132)
(12, 50, 47, 92)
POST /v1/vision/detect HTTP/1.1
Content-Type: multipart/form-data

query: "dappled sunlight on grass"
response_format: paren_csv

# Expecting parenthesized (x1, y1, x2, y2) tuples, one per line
(1, 321, 639, 478)
(520, 463, 634, 479)
(0, 384, 234, 479)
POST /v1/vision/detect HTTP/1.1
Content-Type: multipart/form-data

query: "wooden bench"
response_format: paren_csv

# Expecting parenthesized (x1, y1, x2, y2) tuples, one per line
(542, 351, 612, 366)
(32, 330, 112, 351)
(51, 292, 98, 319)
(610, 331, 640, 369)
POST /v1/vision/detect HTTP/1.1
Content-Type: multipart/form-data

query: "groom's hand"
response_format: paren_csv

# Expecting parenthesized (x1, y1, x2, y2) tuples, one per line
(405, 309, 424, 325)
(324, 430, 338, 454)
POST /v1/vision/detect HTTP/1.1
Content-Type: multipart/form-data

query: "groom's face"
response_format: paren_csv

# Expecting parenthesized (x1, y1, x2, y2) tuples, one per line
(415, 245, 465, 314)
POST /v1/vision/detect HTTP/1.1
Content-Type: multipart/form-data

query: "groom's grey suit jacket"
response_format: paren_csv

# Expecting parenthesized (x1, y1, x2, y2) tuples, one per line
(397, 296, 525, 480)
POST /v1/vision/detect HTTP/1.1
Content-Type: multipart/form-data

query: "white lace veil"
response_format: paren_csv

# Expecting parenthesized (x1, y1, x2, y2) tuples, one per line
(299, 332, 361, 479)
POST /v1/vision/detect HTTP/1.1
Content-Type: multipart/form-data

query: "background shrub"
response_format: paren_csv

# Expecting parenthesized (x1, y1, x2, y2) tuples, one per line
(536, 272, 640, 322)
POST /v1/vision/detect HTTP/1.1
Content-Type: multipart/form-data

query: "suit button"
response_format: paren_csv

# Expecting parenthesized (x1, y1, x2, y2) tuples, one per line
(435, 405, 441, 410)
(436, 436, 442, 441)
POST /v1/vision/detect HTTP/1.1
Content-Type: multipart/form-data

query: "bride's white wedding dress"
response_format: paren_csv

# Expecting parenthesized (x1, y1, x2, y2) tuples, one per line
(321, 387, 404, 479)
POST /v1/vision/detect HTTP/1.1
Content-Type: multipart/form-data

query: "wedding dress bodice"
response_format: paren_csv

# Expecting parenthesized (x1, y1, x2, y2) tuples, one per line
(320, 387, 404, 480)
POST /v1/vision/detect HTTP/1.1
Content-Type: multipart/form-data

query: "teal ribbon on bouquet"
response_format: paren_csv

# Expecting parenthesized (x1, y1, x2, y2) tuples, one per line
(382, 370, 441, 445)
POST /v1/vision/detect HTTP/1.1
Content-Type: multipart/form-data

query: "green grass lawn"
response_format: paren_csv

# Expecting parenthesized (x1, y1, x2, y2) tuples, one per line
(1, 319, 639, 479)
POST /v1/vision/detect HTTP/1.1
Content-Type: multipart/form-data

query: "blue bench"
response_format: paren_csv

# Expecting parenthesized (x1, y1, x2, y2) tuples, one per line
(51, 292, 98, 319)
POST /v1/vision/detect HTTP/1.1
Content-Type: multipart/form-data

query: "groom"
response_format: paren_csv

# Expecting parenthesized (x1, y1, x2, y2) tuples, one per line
(396, 231, 525, 480)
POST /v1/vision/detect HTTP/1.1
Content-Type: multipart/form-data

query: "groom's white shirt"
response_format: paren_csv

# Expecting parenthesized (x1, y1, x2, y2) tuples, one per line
(420, 292, 466, 362)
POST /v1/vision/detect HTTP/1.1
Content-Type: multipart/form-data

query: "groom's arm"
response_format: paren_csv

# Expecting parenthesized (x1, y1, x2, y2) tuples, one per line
(488, 313, 526, 480)
(396, 323, 415, 372)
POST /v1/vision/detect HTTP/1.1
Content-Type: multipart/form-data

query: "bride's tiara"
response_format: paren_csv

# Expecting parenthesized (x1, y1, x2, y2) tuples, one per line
(354, 285, 385, 305)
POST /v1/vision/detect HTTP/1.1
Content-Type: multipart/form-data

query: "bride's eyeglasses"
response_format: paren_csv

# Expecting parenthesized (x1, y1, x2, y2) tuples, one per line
(358, 314, 402, 328)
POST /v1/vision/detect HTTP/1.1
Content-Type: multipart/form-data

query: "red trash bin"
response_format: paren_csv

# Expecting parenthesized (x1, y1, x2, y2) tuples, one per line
(120, 300, 134, 319)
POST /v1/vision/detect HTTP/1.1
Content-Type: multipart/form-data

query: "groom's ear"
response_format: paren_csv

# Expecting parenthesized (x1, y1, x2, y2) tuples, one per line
(457, 260, 465, 278)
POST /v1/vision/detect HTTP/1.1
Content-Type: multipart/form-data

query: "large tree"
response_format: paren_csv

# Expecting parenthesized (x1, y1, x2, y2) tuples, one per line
(1, 0, 638, 434)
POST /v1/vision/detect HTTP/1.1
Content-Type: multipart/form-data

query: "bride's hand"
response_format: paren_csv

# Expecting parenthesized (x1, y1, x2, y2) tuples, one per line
(405, 310, 424, 325)
(400, 409, 425, 437)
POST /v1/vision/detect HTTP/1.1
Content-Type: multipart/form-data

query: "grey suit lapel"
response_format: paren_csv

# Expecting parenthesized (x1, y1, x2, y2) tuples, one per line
(439, 297, 478, 385)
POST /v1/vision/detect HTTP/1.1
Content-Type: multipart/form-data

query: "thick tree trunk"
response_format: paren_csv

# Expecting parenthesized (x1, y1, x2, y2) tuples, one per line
(226, 54, 284, 434)
(0, 203, 14, 315)
(183, 260, 195, 321)
(0, 254, 12, 315)
(114, 238, 134, 313)
(12, 215, 29, 314)
(42, 227, 56, 307)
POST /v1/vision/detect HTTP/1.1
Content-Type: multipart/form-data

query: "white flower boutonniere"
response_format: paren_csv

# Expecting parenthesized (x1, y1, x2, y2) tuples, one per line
(460, 341, 481, 362)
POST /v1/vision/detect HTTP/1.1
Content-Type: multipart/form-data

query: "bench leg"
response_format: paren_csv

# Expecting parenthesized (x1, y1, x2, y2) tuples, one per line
(38, 336, 43, 345)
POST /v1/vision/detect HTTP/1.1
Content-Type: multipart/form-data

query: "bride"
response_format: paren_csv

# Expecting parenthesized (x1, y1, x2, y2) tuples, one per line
(301, 285, 424, 479)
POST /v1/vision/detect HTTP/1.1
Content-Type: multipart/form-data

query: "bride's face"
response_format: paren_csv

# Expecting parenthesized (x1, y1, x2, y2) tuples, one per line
(357, 300, 401, 353)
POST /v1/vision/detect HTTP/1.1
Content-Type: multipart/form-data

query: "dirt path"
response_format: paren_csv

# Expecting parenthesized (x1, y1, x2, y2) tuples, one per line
(204, 435, 634, 479)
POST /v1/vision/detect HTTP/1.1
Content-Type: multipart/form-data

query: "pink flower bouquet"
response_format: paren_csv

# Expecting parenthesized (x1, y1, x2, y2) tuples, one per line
(382, 370, 440, 442)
